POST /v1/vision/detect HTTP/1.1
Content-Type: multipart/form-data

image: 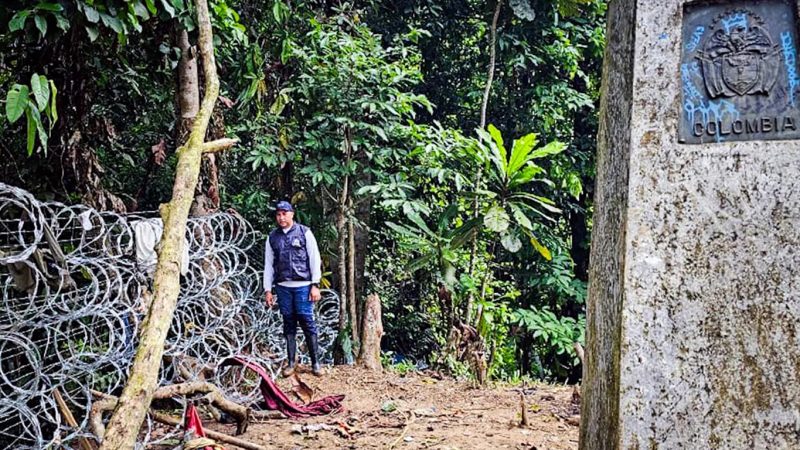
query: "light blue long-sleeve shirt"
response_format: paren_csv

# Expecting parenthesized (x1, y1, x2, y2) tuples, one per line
(263, 225, 322, 292)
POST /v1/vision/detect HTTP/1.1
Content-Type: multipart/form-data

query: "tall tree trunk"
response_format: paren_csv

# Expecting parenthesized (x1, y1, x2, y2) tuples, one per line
(98, 2, 237, 448)
(479, 0, 502, 131)
(176, 26, 199, 142)
(57, 22, 125, 211)
(332, 127, 353, 364)
(464, 0, 503, 323)
(353, 168, 372, 329)
(181, 26, 225, 215)
(278, 160, 294, 200)
(333, 194, 349, 365)
(347, 198, 358, 348)
(335, 201, 348, 333)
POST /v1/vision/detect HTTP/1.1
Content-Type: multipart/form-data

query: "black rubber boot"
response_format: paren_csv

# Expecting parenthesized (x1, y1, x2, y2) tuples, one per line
(282, 334, 296, 377)
(307, 333, 322, 376)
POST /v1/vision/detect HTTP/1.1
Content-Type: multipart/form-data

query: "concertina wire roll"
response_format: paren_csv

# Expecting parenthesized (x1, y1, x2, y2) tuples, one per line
(0, 182, 340, 449)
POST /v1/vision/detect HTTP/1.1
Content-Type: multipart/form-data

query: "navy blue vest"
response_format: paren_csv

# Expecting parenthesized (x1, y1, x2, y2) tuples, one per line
(269, 223, 311, 283)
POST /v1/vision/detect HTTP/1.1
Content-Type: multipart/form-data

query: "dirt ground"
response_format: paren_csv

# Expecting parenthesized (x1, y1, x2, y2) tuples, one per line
(200, 365, 581, 450)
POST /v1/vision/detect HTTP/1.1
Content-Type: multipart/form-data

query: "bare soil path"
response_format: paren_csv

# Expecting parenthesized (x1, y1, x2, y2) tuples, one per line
(203, 366, 581, 450)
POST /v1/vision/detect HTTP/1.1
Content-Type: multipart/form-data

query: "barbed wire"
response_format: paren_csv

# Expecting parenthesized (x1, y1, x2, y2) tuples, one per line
(0, 183, 340, 449)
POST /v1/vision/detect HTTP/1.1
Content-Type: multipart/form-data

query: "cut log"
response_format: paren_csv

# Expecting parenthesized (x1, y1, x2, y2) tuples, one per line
(357, 293, 383, 371)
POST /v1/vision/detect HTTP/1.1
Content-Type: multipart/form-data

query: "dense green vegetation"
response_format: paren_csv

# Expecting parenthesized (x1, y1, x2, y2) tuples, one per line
(1, 0, 606, 382)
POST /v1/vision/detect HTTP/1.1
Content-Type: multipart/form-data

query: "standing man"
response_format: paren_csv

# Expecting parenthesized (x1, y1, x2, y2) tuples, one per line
(264, 201, 324, 376)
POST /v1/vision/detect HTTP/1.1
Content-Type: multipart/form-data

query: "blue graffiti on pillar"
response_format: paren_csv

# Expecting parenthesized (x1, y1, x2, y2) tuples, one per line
(686, 26, 705, 52)
(781, 31, 800, 107)
(682, 62, 739, 143)
(721, 13, 748, 34)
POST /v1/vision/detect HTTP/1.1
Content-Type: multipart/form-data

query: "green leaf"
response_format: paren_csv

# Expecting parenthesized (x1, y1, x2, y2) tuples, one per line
(509, 163, 544, 187)
(6, 84, 29, 124)
(373, 126, 388, 142)
(9, 10, 30, 32)
(530, 234, 552, 261)
(501, 231, 522, 253)
(159, 0, 175, 17)
(407, 253, 435, 272)
(507, 132, 538, 175)
(270, 92, 289, 115)
(486, 124, 507, 172)
(477, 128, 507, 180)
(54, 13, 69, 31)
(272, 0, 284, 23)
(280, 38, 293, 63)
(565, 172, 583, 199)
(487, 124, 505, 157)
(510, 193, 561, 214)
(133, 1, 150, 19)
(33, 104, 48, 153)
(385, 221, 418, 239)
(438, 203, 459, 233)
(35, 2, 63, 11)
(47, 79, 58, 125)
(509, 203, 533, 231)
(531, 141, 567, 159)
(408, 213, 436, 238)
(34, 15, 47, 37)
(449, 218, 481, 250)
(31, 74, 49, 110)
(25, 108, 36, 156)
(100, 13, 124, 33)
(484, 205, 510, 233)
(144, 0, 157, 14)
(85, 25, 99, 41)
(83, 5, 100, 23)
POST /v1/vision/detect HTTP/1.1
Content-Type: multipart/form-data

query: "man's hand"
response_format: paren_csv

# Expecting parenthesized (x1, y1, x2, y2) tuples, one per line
(310, 285, 322, 302)
(265, 291, 274, 307)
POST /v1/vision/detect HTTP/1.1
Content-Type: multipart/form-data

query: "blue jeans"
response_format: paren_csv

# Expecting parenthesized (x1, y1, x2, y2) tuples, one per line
(275, 284, 317, 337)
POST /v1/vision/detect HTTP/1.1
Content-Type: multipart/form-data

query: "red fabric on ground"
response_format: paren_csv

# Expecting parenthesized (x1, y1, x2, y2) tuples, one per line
(184, 403, 215, 450)
(220, 356, 345, 418)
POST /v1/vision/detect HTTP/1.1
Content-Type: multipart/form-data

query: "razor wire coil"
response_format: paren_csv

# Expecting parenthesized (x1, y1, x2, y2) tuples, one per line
(0, 182, 339, 449)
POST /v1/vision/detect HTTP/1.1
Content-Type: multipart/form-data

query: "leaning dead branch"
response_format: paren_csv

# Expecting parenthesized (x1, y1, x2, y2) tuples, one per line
(97, 0, 237, 447)
(90, 381, 251, 439)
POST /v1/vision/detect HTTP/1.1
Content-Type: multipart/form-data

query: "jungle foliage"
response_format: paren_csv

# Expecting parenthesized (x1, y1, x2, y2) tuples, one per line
(0, 0, 606, 382)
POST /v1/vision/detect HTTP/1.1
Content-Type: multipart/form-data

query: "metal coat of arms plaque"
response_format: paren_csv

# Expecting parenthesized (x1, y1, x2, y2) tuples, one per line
(679, 0, 800, 144)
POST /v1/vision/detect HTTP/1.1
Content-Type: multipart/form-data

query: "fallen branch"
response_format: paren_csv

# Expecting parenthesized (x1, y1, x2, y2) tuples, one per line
(388, 411, 416, 449)
(90, 381, 250, 439)
(89, 393, 118, 438)
(250, 409, 288, 420)
(151, 411, 267, 450)
(53, 389, 94, 450)
(201, 138, 239, 153)
(153, 381, 250, 434)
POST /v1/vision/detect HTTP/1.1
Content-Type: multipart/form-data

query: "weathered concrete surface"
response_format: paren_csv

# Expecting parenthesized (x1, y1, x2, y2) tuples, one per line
(581, 1, 800, 449)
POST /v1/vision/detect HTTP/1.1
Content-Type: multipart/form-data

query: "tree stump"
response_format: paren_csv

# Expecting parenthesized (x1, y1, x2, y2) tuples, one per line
(356, 293, 383, 371)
